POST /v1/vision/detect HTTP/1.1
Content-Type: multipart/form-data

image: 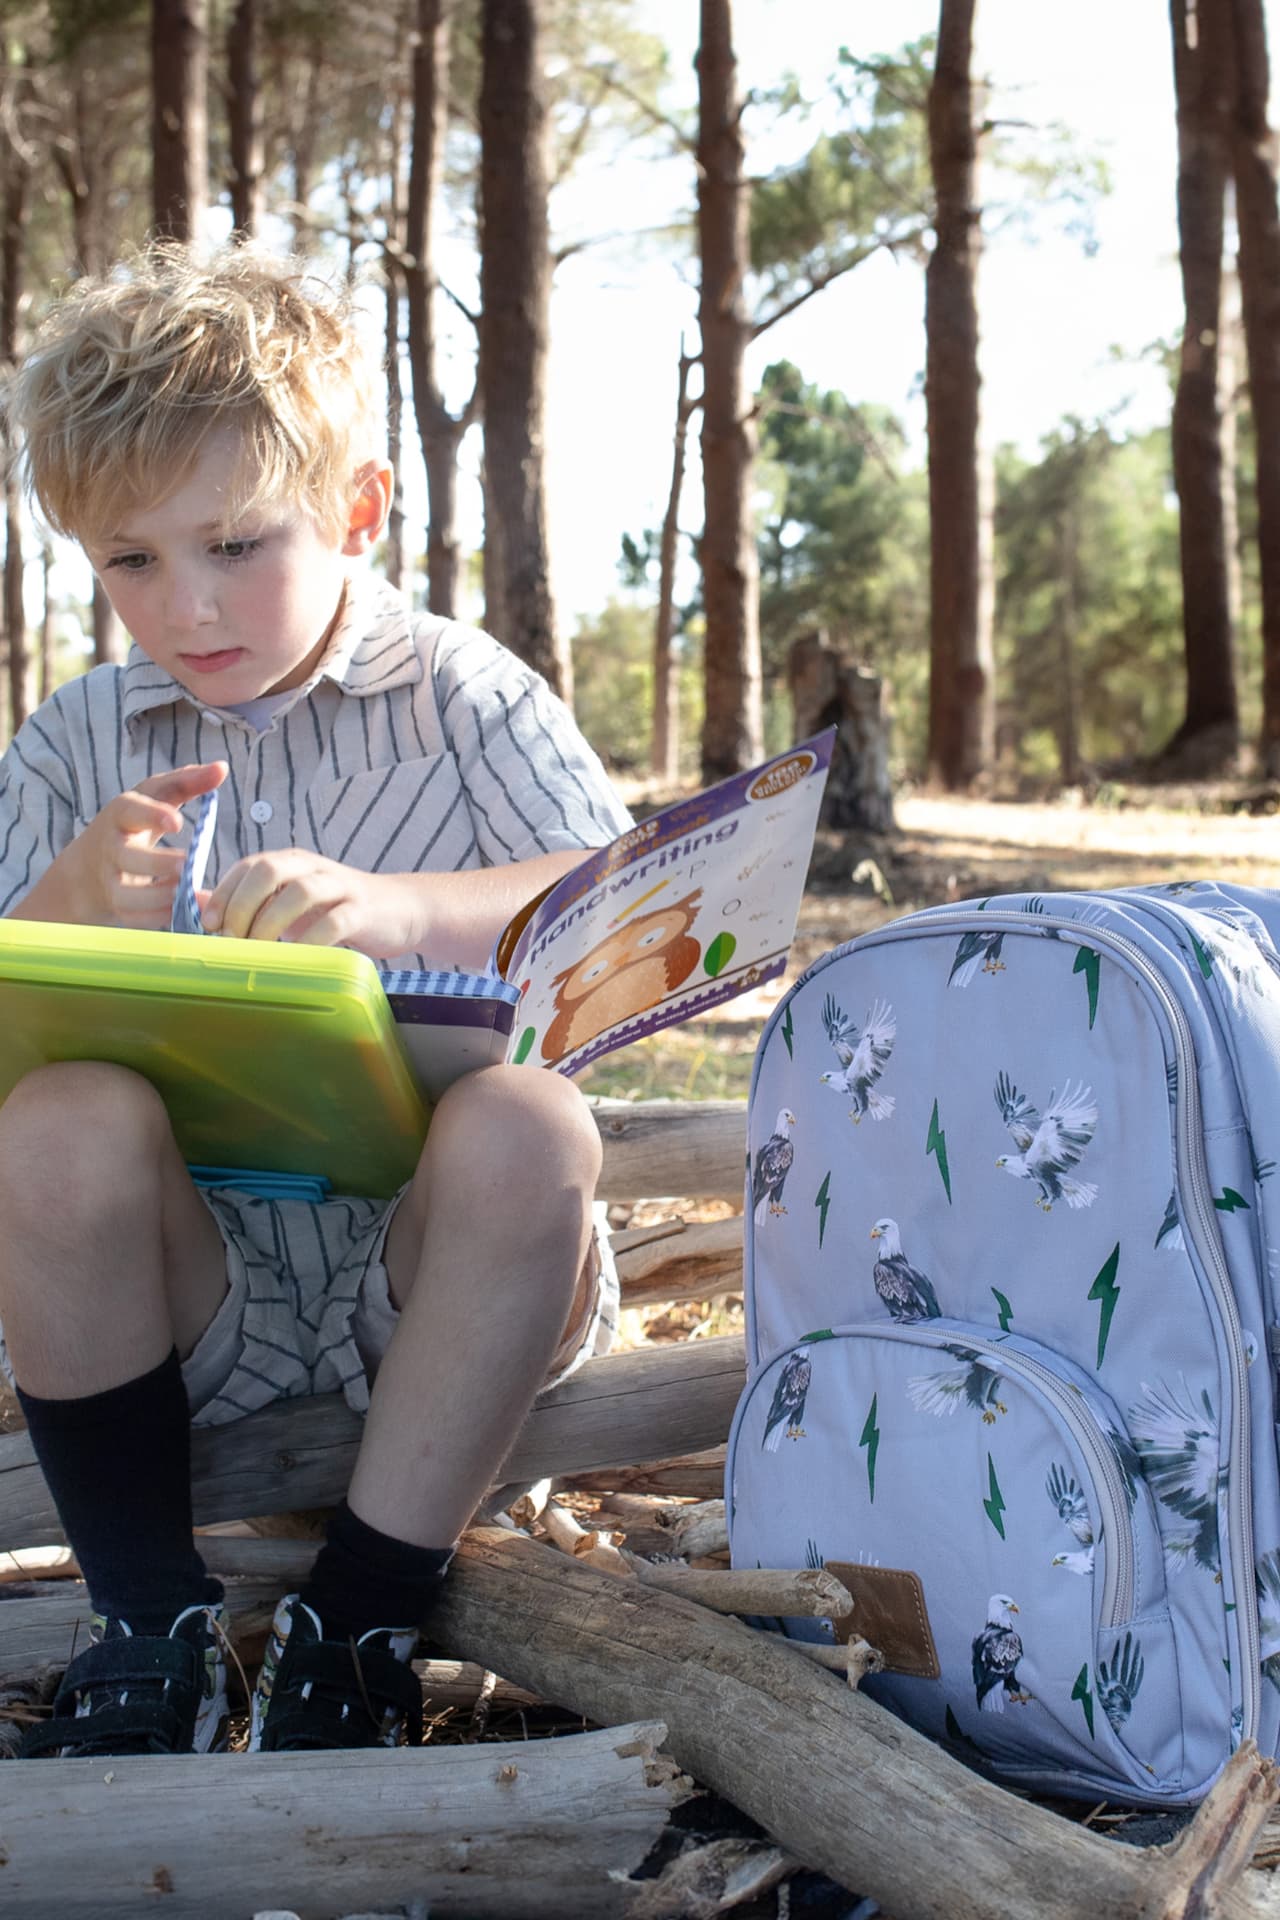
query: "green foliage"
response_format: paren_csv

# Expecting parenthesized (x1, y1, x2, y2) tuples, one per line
(756, 359, 930, 766)
(996, 421, 1183, 774)
(571, 598, 704, 776)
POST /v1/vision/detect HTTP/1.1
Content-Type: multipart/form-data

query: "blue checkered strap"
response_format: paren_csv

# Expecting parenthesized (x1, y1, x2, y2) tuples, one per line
(171, 787, 218, 936)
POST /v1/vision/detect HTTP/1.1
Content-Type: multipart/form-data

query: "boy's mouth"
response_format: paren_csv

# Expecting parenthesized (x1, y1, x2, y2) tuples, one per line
(179, 648, 247, 675)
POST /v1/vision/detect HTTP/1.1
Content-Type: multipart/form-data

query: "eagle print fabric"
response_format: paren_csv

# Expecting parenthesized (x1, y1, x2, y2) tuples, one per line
(729, 883, 1280, 1807)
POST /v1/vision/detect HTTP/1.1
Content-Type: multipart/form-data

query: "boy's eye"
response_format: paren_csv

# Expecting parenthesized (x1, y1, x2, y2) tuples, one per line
(213, 538, 262, 563)
(105, 551, 150, 572)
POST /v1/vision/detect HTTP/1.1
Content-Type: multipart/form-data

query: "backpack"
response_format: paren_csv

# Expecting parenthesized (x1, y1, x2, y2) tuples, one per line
(726, 880, 1280, 1807)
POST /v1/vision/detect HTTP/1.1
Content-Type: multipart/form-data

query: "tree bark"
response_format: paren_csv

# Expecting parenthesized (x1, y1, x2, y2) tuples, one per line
(405, 0, 476, 619)
(590, 1096, 745, 1201)
(0, 1717, 684, 1919)
(478, 0, 568, 696)
(151, 0, 207, 244)
(1163, 0, 1240, 772)
(925, 0, 993, 790)
(225, 0, 262, 239)
(653, 345, 698, 782)
(696, 0, 763, 781)
(432, 1528, 1280, 1920)
(382, 2, 413, 598)
(787, 631, 895, 833)
(1229, 0, 1280, 776)
(1, 86, 29, 738)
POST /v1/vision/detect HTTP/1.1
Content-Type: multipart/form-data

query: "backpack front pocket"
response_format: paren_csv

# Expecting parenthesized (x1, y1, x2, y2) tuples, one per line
(727, 1318, 1213, 1801)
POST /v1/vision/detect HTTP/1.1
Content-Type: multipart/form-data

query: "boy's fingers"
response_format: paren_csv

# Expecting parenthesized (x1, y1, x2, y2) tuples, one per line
(133, 762, 228, 808)
(115, 844, 187, 881)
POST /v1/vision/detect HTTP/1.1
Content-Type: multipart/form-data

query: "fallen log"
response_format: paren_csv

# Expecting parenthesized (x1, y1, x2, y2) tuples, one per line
(557, 1450, 727, 1502)
(613, 1217, 743, 1308)
(591, 1099, 744, 1202)
(0, 1336, 746, 1551)
(0, 1719, 687, 1919)
(431, 1527, 1280, 1920)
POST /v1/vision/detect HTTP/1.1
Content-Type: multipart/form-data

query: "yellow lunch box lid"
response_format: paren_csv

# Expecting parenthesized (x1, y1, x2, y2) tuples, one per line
(0, 920, 430, 1198)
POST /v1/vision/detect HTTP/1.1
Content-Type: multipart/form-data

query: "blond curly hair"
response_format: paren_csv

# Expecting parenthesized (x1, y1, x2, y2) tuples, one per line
(6, 242, 383, 548)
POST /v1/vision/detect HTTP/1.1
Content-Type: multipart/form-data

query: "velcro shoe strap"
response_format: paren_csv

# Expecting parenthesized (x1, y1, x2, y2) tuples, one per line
(285, 1640, 423, 1737)
(55, 1634, 199, 1708)
(21, 1698, 188, 1758)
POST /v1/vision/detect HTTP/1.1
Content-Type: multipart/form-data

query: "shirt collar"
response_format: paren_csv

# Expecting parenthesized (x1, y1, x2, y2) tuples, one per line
(122, 573, 423, 729)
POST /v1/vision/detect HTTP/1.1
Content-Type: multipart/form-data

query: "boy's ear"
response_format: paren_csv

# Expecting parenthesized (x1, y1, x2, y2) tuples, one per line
(342, 460, 394, 556)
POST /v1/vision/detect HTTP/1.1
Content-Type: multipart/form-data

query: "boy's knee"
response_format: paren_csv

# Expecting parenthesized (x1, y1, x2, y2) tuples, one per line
(0, 1062, 174, 1192)
(427, 1065, 602, 1190)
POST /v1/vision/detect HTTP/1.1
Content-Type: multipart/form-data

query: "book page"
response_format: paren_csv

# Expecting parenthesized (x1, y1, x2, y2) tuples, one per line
(501, 731, 834, 1073)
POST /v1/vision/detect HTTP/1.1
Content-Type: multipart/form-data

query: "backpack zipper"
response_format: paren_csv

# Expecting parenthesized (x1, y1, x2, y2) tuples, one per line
(873, 904, 1260, 1737)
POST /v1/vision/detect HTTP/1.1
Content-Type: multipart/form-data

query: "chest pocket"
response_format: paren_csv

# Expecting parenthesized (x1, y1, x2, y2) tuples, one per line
(307, 754, 466, 873)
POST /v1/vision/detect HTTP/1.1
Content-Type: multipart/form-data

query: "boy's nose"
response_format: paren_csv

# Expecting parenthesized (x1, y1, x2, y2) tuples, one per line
(165, 576, 218, 629)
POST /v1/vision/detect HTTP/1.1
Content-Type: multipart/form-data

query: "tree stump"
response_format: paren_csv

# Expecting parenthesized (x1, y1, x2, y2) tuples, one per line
(787, 629, 895, 834)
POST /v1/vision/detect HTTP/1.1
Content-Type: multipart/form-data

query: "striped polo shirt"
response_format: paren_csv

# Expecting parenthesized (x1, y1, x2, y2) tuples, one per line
(0, 575, 632, 970)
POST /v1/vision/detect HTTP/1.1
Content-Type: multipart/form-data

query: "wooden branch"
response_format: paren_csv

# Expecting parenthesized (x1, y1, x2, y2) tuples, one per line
(590, 1099, 745, 1202)
(0, 1719, 688, 1919)
(0, 1337, 746, 1550)
(659, 1499, 728, 1560)
(0, 1578, 282, 1680)
(431, 1528, 1280, 1920)
(614, 1216, 743, 1307)
(557, 1450, 727, 1501)
(625, 1564, 853, 1620)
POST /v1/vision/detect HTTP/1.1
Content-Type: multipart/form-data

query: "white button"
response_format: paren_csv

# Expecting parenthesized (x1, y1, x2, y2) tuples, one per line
(249, 799, 273, 824)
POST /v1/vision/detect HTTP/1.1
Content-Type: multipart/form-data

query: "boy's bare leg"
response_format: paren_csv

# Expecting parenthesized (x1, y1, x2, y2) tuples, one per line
(349, 1065, 601, 1548)
(0, 1060, 228, 1395)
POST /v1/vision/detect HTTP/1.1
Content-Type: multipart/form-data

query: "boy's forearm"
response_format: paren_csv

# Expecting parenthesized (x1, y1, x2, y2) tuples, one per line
(402, 848, 584, 971)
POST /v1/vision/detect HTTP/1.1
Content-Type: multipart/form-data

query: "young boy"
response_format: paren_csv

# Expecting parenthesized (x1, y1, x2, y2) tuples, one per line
(0, 243, 631, 1757)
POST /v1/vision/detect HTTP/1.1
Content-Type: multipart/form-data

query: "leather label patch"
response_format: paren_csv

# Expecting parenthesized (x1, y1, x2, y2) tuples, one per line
(825, 1563, 941, 1680)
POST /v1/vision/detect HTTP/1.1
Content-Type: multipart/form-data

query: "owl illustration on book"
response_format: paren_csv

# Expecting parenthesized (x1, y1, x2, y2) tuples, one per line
(541, 889, 703, 1060)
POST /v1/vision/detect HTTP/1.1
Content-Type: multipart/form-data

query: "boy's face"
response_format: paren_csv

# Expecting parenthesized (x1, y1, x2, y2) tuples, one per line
(83, 428, 387, 703)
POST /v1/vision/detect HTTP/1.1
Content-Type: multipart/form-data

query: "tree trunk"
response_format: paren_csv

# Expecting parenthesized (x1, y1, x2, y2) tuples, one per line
(405, 0, 476, 619)
(225, 0, 262, 239)
(151, 0, 207, 244)
(925, 0, 993, 790)
(652, 345, 698, 782)
(1229, 0, 1280, 776)
(92, 580, 122, 668)
(1161, 0, 1240, 772)
(382, 1, 413, 599)
(1, 92, 29, 737)
(478, 0, 568, 695)
(38, 541, 53, 707)
(432, 1529, 1280, 1920)
(787, 631, 895, 834)
(1054, 503, 1081, 786)
(696, 0, 763, 781)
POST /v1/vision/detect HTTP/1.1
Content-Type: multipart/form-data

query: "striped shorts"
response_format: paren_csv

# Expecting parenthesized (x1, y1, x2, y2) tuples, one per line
(182, 1185, 619, 1428)
(0, 1186, 618, 1427)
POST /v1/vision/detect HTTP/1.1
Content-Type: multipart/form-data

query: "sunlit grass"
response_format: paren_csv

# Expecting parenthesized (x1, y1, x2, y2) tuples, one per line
(575, 1019, 757, 1103)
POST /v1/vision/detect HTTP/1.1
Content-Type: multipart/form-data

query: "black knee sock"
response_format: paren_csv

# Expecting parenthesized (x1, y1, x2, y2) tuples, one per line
(16, 1349, 220, 1636)
(300, 1501, 453, 1643)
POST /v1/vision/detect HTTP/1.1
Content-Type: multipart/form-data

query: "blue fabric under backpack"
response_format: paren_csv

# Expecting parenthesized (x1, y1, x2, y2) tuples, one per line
(727, 880, 1280, 1807)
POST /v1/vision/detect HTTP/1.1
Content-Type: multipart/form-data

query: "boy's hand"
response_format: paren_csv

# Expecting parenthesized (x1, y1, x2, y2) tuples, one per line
(203, 851, 417, 957)
(15, 762, 227, 930)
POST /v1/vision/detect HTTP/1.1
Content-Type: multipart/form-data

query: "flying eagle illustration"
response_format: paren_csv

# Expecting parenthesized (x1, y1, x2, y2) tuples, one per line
(1127, 1374, 1225, 1574)
(1257, 1551, 1280, 1693)
(1097, 1632, 1145, 1732)
(819, 995, 896, 1122)
(994, 1071, 1099, 1212)
(972, 1594, 1029, 1712)
(948, 929, 1006, 987)
(869, 1218, 941, 1322)
(762, 1346, 812, 1451)
(1046, 1463, 1095, 1576)
(751, 1108, 796, 1225)
(906, 1346, 1007, 1424)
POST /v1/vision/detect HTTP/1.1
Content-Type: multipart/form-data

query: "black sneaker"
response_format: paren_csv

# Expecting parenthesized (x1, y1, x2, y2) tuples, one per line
(249, 1595, 422, 1751)
(20, 1602, 230, 1758)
